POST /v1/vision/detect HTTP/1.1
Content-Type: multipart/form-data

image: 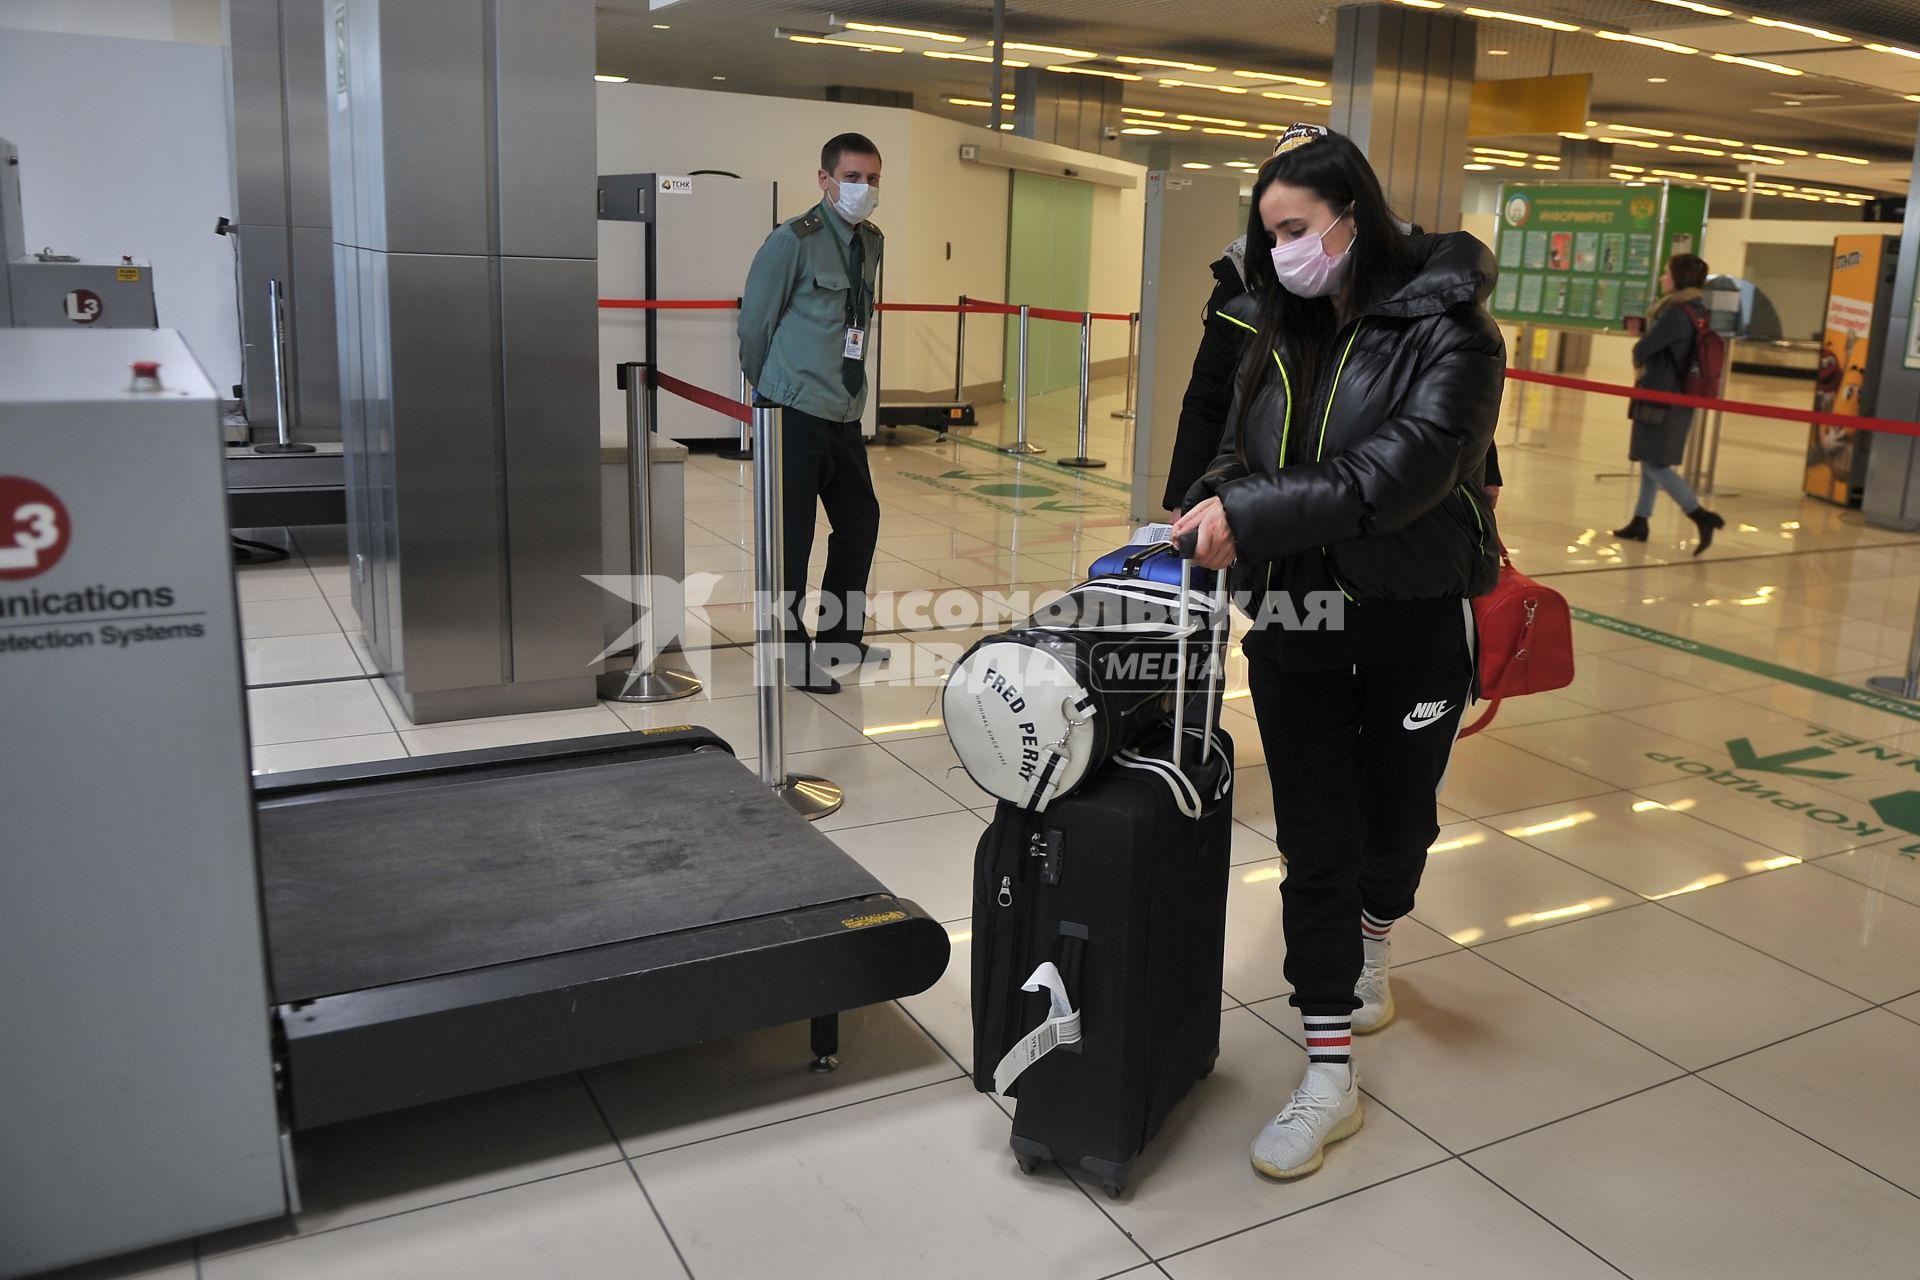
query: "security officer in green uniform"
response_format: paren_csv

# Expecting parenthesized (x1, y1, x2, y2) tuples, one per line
(739, 132, 889, 694)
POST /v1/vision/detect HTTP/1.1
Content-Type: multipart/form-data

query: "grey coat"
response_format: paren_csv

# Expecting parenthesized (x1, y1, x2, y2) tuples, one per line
(1627, 292, 1701, 467)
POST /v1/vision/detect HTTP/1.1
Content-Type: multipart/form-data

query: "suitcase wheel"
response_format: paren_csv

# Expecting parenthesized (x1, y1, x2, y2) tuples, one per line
(1016, 1152, 1044, 1176)
(1102, 1176, 1128, 1200)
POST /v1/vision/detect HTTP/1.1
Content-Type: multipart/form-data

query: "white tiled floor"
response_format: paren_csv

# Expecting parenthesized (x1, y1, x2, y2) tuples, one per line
(123, 370, 1920, 1276)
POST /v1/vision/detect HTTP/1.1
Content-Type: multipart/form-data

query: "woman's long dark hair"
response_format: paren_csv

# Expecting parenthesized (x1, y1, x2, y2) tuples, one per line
(1233, 129, 1412, 461)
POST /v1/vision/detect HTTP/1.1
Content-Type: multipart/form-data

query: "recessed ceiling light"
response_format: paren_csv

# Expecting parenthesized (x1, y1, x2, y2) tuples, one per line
(1231, 70, 1330, 87)
(1047, 65, 1142, 81)
(1463, 8, 1580, 33)
(843, 22, 966, 43)
(652, 24, 670, 30)
(1120, 127, 1163, 135)
(1005, 41, 1098, 58)
(1487, 49, 1510, 56)
(712, 75, 727, 81)
(1867, 43, 1920, 62)
(594, 74, 628, 83)
(1464, 163, 1497, 171)
(1645, 0, 1730, 15)
(1647, 77, 1668, 83)
(1748, 17, 1848, 43)
(1116, 56, 1218, 72)
(1160, 78, 1250, 95)
(1182, 162, 1213, 169)
(1710, 52, 1802, 76)
(787, 35, 903, 53)
(923, 51, 1030, 67)
(1595, 31, 1698, 55)
(1782, 100, 1801, 106)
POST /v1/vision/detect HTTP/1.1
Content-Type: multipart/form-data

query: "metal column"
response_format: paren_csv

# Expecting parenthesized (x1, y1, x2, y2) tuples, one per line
(226, 0, 339, 443)
(600, 362, 700, 702)
(1004, 304, 1043, 456)
(751, 402, 844, 820)
(328, 0, 601, 723)
(1328, 4, 1477, 236)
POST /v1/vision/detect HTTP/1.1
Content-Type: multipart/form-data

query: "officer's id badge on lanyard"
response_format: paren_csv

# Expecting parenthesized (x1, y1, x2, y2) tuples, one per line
(831, 226, 868, 363)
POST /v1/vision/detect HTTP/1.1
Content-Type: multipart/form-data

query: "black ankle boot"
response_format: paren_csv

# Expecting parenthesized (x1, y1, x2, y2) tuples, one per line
(1613, 515, 1650, 542)
(1688, 507, 1725, 557)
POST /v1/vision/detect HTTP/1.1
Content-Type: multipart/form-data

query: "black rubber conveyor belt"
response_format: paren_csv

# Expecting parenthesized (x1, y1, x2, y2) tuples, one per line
(258, 748, 886, 1004)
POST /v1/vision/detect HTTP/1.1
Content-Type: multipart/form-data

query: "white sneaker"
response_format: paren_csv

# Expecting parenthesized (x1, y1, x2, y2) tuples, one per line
(1250, 1062, 1363, 1180)
(1354, 938, 1394, 1034)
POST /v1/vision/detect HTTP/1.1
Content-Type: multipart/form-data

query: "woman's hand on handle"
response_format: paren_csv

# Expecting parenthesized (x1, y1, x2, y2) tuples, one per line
(1171, 497, 1237, 571)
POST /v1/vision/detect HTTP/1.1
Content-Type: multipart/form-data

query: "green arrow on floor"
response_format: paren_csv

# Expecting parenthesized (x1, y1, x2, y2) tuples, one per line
(940, 469, 1005, 481)
(1868, 791, 1920, 846)
(1033, 500, 1104, 513)
(1724, 738, 1852, 780)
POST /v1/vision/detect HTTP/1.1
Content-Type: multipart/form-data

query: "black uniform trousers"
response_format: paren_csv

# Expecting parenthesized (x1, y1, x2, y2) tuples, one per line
(1244, 630, 1474, 1018)
(780, 406, 880, 661)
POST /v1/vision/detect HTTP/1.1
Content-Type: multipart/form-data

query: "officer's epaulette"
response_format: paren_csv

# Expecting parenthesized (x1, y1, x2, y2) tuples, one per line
(863, 221, 884, 240)
(790, 211, 824, 238)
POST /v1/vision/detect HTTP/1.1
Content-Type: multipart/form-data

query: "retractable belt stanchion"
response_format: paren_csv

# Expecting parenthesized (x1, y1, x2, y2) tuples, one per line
(953, 294, 968, 402)
(1111, 311, 1139, 421)
(600, 362, 701, 703)
(1869, 592, 1920, 702)
(254, 279, 315, 456)
(721, 369, 754, 462)
(1004, 303, 1044, 456)
(721, 297, 753, 462)
(752, 397, 844, 820)
(1059, 311, 1105, 469)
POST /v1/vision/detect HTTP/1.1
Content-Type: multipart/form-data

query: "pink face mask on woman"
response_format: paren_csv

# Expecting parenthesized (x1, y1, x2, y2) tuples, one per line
(1269, 209, 1352, 298)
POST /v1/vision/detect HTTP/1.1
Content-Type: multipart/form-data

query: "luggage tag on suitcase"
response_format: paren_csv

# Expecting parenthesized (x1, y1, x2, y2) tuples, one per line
(991, 960, 1083, 1094)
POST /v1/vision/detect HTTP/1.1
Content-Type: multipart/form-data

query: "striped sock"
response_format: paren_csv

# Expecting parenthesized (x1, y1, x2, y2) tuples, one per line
(1361, 909, 1395, 944)
(1303, 1015, 1352, 1066)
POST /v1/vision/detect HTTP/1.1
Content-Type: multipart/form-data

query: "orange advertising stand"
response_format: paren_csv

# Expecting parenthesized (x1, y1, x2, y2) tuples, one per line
(1805, 234, 1901, 506)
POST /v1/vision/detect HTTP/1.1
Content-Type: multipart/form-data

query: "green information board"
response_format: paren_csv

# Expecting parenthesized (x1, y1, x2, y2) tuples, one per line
(1491, 181, 1709, 334)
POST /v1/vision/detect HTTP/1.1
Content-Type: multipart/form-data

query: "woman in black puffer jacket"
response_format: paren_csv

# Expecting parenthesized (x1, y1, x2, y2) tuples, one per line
(1171, 125, 1504, 1184)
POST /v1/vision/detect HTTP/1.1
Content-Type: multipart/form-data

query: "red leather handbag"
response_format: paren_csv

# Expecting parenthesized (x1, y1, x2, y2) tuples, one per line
(1459, 545, 1574, 738)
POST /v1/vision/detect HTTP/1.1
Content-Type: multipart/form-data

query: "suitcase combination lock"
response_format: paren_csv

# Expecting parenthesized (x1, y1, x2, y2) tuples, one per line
(1028, 829, 1065, 886)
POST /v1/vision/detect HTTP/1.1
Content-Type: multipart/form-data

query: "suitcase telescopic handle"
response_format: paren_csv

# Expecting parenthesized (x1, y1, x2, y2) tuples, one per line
(1119, 532, 1199, 575)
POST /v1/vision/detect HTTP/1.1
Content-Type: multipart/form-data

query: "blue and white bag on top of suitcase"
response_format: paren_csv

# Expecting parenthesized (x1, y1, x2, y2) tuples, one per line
(944, 535, 1230, 812)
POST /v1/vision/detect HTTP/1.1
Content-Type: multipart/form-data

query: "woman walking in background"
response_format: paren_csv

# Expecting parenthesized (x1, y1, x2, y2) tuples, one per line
(1613, 252, 1726, 555)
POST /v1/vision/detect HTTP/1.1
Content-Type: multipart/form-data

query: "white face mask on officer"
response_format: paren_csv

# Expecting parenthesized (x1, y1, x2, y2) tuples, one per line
(831, 180, 879, 224)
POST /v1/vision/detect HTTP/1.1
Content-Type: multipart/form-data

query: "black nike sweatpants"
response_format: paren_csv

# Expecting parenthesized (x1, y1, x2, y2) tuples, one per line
(1244, 631, 1474, 1018)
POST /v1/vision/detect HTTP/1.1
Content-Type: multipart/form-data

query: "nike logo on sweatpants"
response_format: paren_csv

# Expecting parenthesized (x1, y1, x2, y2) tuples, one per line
(1403, 700, 1453, 730)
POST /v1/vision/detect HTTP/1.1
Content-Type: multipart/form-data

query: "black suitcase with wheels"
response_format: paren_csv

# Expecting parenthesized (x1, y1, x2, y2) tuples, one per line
(970, 728, 1234, 1197)
(967, 542, 1235, 1198)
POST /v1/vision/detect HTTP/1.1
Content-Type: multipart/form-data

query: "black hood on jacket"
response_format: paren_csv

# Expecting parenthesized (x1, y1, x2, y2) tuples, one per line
(1373, 232, 1497, 318)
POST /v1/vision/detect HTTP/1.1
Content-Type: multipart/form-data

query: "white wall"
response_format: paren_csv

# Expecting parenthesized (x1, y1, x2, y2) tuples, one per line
(0, 0, 222, 42)
(594, 82, 1145, 398)
(0, 27, 239, 391)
